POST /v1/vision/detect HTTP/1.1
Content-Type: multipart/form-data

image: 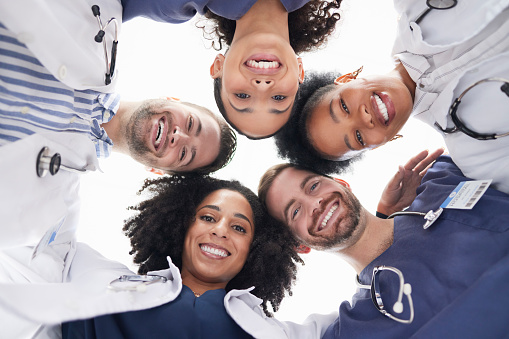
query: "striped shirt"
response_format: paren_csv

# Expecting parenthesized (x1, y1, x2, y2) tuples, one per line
(0, 22, 120, 158)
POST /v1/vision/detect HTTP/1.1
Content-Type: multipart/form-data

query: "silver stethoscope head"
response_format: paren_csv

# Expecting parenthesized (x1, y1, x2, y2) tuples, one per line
(413, 0, 457, 26)
(435, 77, 509, 140)
(36, 147, 87, 178)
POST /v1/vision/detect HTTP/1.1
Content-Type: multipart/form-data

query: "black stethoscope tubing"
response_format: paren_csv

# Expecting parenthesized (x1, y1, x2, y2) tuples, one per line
(413, 0, 457, 26)
(435, 78, 509, 140)
(91, 5, 118, 85)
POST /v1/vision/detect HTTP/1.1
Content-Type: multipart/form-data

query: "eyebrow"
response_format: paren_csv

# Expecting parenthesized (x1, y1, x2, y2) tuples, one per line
(183, 148, 196, 167)
(198, 205, 253, 227)
(228, 99, 253, 113)
(344, 135, 355, 151)
(283, 174, 317, 224)
(269, 103, 292, 115)
(195, 116, 202, 136)
(228, 100, 292, 115)
(330, 97, 356, 152)
(181, 116, 201, 168)
(329, 97, 340, 123)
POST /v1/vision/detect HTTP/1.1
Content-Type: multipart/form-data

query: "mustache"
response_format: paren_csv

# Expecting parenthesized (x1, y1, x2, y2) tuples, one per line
(310, 191, 341, 233)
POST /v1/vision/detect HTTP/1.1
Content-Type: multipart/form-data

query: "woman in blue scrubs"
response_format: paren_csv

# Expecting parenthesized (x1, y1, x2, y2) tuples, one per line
(61, 176, 310, 338)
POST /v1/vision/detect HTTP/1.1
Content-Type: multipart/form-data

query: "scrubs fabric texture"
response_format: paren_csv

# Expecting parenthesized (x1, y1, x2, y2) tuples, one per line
(62, 286, 253, 339)
(121, 0, 309, 22)
(323, 156, 509, 338)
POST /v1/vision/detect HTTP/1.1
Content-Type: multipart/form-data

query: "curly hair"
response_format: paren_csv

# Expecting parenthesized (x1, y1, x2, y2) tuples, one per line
(123, 175, 303, 316)
(273, 71, 363, 175)
(199, 0, 343, 54)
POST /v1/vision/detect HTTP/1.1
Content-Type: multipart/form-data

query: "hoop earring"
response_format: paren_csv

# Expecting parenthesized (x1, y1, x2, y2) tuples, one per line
(334, 66, 364, 84)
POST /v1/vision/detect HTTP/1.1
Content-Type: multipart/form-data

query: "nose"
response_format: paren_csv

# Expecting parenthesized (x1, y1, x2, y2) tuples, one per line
(212, 219, 228, 239)
(308, 195, 324, 217)
(252, 78, 274, 89)
(169, 126, 188, 147)
(359, 107, 374, 128)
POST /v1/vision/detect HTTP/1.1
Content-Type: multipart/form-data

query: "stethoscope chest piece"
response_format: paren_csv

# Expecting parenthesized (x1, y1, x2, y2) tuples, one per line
(423, 208, 443, 229)
(36, 147, 61, 177)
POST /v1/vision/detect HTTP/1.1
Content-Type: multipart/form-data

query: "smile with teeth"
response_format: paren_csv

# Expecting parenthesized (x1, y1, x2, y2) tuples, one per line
(320, 203, 338, 230)
(200, 244, 230, 258)
(155, 119, 164, 147)
(246, 60, 280, 69)
(374, 94, 389, 123)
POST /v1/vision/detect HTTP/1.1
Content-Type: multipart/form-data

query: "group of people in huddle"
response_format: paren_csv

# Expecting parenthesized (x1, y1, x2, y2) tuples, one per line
(1, 0, 509, 338)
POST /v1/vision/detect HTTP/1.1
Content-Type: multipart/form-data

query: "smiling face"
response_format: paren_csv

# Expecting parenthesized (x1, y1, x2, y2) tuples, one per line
(306, 75, 414, 160)
(265, 167, 365, 251)
(125, 100, 221, 172)
(181, 189, 255, 288)
(210, 34, 304, 139)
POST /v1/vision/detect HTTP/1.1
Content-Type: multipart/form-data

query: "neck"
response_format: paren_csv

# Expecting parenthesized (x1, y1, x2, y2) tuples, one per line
(181, 272, 227, 296)
(233, 0, 289, 42)
(391, 62, 416, 101)
(101, 101, 135, 154)
(336, 212, 394, 274)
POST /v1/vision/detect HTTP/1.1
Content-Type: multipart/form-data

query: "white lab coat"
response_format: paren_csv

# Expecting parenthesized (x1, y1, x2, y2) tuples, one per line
(392, 0, 509, 194)
(0, 0, 122, 92)
(0, 243, 337, 339)
(0, 133, 99, 338)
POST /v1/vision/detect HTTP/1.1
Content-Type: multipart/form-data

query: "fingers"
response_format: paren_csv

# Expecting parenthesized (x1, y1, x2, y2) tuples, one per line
(403, 149, 429, 171)
(404, 148, 445, 174)
(418, 148, 445, 176)
(415, 148, 445, 175)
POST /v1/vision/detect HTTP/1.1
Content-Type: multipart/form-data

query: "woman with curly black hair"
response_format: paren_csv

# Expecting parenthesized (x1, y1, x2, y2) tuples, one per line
(273, 71, 363, 175)
(51, 175, 336, 338)
(119, 0, 341, 139)
(206, 0, 342, 139)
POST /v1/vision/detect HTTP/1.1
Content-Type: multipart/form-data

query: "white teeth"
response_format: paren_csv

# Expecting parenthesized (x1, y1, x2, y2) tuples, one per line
(200, 245, 228, 257)
(321, 204, 338, 228)
(155, 120, 164, 146)
(374, 94, 389, 122)
(246, 60, 279, 69)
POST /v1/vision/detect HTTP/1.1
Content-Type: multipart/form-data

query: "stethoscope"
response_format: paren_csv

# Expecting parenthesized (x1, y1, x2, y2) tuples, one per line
(91, 5, 118, 85)
(356, 265, 414, 324)
(36, 147, 87, 177)
(435, 78, 509, 140)
(108, 275, 168, 292)
(413, 0, 457, 26)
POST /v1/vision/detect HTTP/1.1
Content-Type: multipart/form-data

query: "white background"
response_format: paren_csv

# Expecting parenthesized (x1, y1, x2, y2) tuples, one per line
(78, 0, 446, 322)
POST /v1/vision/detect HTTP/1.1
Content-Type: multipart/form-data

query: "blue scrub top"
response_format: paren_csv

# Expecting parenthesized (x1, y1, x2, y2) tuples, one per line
(323, 156, 509, 338)
(62, 286, 253, 339)
(120, 0, 310, 22)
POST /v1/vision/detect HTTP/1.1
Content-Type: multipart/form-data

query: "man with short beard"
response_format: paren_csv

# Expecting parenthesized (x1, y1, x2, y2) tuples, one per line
(258, 151, 509, 338)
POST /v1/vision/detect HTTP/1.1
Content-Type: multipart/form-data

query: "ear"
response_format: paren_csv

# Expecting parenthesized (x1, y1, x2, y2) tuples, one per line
(333, 177, 351, 189)
(297, 57, 305, 84)
(334, 74, 354, 85)
(295, 244, 311, 254)
(210, 54, 225, 79)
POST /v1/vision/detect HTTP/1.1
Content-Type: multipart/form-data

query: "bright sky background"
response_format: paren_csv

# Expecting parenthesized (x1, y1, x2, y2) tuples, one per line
(78, 0, 446, 323)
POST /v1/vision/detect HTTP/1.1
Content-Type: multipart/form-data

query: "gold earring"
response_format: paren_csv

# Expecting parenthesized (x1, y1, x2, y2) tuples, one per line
(390, 134, 403, 142)
(334, 66, 364, 84)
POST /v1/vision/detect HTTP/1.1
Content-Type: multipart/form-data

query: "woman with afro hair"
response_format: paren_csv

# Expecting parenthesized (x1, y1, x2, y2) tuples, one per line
(51, 175, 337, 338)
(120, 0, 342, 139)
